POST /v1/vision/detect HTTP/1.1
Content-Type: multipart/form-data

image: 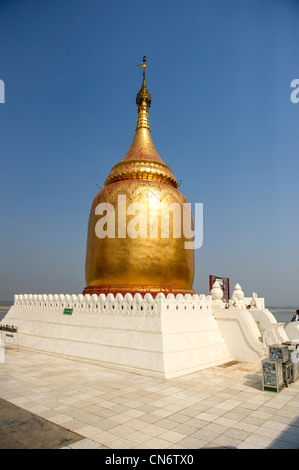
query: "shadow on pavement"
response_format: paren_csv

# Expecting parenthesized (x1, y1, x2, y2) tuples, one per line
(0, 398, 84, 449)
(267, 417, 299, 449)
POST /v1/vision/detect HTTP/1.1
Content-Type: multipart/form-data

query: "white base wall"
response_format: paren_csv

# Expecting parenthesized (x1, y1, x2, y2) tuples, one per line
(2, 292, 232, 379)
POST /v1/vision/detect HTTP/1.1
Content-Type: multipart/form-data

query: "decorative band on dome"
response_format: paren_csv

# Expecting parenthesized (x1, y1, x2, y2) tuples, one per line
(104, 159, 179, 188)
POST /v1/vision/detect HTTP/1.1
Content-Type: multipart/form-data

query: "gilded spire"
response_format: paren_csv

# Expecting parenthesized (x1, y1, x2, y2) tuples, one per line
(136, 55, 151, 131)
(104, 56, 179, 189)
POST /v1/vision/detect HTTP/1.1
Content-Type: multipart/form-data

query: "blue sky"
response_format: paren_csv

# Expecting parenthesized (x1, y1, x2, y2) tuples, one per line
(0, 0, 298, 306)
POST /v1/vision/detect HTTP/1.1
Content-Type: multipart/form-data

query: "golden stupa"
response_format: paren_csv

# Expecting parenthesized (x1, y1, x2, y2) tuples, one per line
(83, 57, 194, 297)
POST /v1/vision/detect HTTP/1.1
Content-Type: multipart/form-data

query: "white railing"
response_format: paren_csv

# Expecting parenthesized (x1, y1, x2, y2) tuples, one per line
(12, 292, 213, 318)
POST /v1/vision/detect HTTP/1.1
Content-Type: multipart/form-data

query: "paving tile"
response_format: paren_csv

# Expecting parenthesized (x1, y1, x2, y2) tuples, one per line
(242, 415, 268, 426)
(135, 424, 164, 438)
(151, 408, 176, 418)
(163, 403, 191, 412)
(167, 443, 189, 449)
(199, 422, 229, 436)
(72, 425, 99, 440)
(175, 436, 209, 449)
(142, 437, 173, 449)
(47, 414, 74, 425)
(122, 418, 148, 431)
(94, 408, 119, 419)
(214, 399, 243, 411)
(65, 418, 95, 432)
(137, 413, 162, 424)
(90, 430, 122, 446)
(270, 414, 296, 425)
(165, 412, 191, 424)
(154, 418, 181, 430)
(194, 412, 218, 422)
(185, 417, 213, 429)
(109, 414, 135, 425)
(221, 409, 250, 422)
(108, 437, 137, 449)
(127, 432, 152, 445)
(244, 433, 276, 447)
(91, 419, 118, 431)
(108, 404, 133, 414)
(170, 422, 199, 436)
(107, 423, 137, 438)
(191, 428, 222, 443)
(66, 438, 106, 449)
(179, 404, 209, 417)
(236, 441, 265, 449)
(122, 408, 146, 418)
(221, 427, 250, 441)
(230, 421, 258, 434)
(250, 426, 282, 440)
(158, 430, 186, 443)
(261, 420, 289, 432)
(209, 434, 242, 448)
(204, 406, 227, 417)
(213, 416, 239, 427)
(275, 408, 299, 419)
(249, 410, 275, 420)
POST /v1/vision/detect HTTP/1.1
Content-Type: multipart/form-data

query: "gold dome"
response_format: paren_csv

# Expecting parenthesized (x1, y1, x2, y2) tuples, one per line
(83, 58, 194, 297)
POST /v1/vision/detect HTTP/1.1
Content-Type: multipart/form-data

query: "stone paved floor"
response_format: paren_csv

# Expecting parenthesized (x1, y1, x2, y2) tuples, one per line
(1, 347, 299, 449)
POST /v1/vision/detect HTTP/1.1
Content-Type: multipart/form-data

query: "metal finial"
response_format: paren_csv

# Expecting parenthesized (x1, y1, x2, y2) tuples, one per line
(137, 55, 147, 79)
